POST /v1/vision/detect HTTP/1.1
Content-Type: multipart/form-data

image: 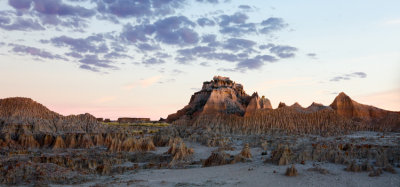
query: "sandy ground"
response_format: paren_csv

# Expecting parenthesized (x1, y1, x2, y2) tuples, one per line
(75, 140, 400, 187)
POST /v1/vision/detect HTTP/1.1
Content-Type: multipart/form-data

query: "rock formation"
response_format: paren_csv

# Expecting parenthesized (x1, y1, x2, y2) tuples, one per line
(168, 76, 400, 134)
(52, 135, 66, 149)
(244, 93, 272, 116)
(167, 76, 272, 122)
(330, 92, 389, 120)
(203, 151, 234, 167)
(239, 143, 252, 159)
(285, 164, 298, 176)
(0, 97, 108, 135)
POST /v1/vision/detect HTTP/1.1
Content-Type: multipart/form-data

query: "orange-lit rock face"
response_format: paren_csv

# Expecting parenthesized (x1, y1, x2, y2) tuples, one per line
(202, 88, 245, 115)
(166, 76, 277, 122)
(167, 76, 266, 122)
(330, 92, 388, 119)
(244, 93, 272, 116)
(330, 92, 355, 118)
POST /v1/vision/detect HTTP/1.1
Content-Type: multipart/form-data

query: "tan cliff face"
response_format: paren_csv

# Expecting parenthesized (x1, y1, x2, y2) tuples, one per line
(166, 76, 273, 122)
(244, 93, 272, 117)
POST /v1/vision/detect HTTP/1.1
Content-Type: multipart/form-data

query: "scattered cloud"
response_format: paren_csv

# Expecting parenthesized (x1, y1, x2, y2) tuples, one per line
(79, 54, 117, 71)
(307, 53, 317, 59)
(260, 17, 287, 34)
(10, 44, 67, 60)
(49, 34, 109, 54)
(330, 72, 367, 82)
(269, 45, 298, 58)
(0, 0, 297, 73)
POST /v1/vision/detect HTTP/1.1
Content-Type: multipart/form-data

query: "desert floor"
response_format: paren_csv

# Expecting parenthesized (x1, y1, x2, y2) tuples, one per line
(78, 139, 400, 187)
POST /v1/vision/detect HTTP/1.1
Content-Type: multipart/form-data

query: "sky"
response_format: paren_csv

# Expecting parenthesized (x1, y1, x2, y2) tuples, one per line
(0, 0, 399, 120)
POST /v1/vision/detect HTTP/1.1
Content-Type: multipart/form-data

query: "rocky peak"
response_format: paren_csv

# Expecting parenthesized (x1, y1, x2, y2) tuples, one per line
(244, 93, 273, 116)
(330, 92, 389, 119)
(278, 102, 287, 108)
(201, 76, 246, 97)
(167, 76, 273, 122)
(291, 102, 303, 108)
(306, 102, 329, 112)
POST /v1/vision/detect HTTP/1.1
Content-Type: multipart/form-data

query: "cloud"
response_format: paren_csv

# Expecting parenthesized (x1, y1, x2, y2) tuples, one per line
(143, 57, 165, 65)
(219, 12, 248, 26)
(103, 51, 132, 59)
(217, 12, 258, 36)
(223, 38, 256, 52)
(137, 43, 160, 51)
(49, 34, 109, 54)
(10, 44, 67, 60)
(330, 72, 367, 82)
(120, 23, 155, 43)
(8, 0, 32, 10)
(79, 54, 117, 70)
(197, 17, 215, 27)
(153, 16, 199, 45)
(307, 53, 317, 59)
(0, 11, 45, 31)
(79, 64, 99, 72)
(65, 51, 83, 58)
(269, 45, 298, 58)
(260, 17, 287, 34)
(236, 55, 277, 70)
(96, 0, 185, 19)
(121, 16, 199, 46)
(32, 0, 95, 17)
(196, 0, 220, 4)
(1, 0, 298, 73)
(238, 5, 251, 10)
(201, 34, 220, 47)
(123, 75, 162, 90)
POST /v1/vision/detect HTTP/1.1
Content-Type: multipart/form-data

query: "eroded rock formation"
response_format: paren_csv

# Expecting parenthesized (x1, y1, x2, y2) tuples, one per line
(168, 76, 400, 134)
(167, 76, 272, 122)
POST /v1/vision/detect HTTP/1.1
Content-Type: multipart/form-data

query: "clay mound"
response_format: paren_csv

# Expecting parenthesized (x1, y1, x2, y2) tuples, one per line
(285, 164, 298, 176)
(203, 151, 234, 167)
(0, 97, 108, 134)
(239, 143, 252, 159)
(330, 92, 390, 120)
(0, 97, 60, 120)
(166, 140, 194, 161)
(269, 144, 293, 165)
(139, 138, 156, 152)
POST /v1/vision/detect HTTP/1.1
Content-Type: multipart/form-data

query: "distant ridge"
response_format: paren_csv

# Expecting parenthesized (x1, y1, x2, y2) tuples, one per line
(167, 76, 400, 133)
(0, 97, 106, 134)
